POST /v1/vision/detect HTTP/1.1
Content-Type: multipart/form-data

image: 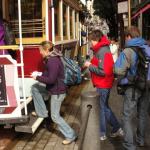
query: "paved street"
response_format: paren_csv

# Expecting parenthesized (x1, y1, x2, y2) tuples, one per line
(1, 80, 150, 150)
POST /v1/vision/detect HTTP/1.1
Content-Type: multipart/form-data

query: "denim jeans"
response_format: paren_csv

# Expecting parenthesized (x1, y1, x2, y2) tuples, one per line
(122, 88, 149, 150)
(31, 83, 76, 140)
(31, 83, 49, 118)
(97, 88, 120, 136)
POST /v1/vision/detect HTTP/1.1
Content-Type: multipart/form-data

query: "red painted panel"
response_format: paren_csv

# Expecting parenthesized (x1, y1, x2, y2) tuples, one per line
(3, 107, 16, 114)
(16, 48, 44, 77)
(6, 86, 17, 107)
(0, 58, 12, 65)
(3, 86, 17, 114)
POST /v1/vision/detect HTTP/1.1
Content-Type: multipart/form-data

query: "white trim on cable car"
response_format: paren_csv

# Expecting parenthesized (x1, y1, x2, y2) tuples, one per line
(46, 0, 49, 40)
(18, 0, 27, 115)
(51, 0, 55, 43)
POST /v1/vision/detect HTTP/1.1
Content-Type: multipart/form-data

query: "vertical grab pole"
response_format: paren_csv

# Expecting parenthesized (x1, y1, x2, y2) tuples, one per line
(51, 0, 55, 43)
(18, 0, 27, 115)
(79, 23, 82, 47)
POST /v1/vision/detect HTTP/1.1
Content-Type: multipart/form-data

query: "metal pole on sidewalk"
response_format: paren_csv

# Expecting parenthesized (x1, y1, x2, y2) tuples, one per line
(79, 91, 100, 150)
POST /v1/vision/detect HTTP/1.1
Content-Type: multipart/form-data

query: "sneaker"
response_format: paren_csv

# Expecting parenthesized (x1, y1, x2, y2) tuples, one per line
(62, 136, 77, 145)
(31, 111, 37, 117)
(100, 135, 107, 141)
(110, 128, 124, 138)
(136, 135, 145, 147)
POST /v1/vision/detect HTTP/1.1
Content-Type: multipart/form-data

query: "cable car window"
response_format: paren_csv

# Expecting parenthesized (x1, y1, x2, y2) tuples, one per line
(70, 8, 73, 39)
(75, 12, 79, 39)
(7, 0, 45, 44)
(54, 0, 60, 41)
(75, 12, 77, 38)
(63, 4, 67, 39)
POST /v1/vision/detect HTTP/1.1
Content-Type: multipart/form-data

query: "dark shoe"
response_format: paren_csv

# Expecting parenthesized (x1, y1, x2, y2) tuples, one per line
(43, 117, 51, 132)
(110, 128, 124, 138)
(136, 134, 145, 147)
(136, 142, 145, 147)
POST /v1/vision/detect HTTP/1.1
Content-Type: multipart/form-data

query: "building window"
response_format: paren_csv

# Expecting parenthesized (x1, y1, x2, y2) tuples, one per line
(7, 0, 46, 44)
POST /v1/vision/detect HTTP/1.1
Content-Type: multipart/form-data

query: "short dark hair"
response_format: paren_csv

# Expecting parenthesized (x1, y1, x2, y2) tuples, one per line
(91, 30, 103, 41)
(125, 26, 141, 38)
(110, 37, 116, 41)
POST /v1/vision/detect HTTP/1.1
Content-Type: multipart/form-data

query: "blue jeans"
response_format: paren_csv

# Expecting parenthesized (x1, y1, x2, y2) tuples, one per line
(122, 88, 149, 150)
(97, 88, 120, 136)
(31, 83, 76, 140)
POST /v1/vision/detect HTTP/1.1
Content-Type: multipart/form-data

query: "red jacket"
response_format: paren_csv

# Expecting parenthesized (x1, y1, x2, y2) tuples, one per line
(89, 36, 114, 88)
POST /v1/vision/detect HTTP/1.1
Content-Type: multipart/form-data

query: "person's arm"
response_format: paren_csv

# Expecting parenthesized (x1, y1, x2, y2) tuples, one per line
(89, 52, 114, 76)
(89, 62, 105, 76)
(114, 48, 133, 76)
(36, 58, 59, 84)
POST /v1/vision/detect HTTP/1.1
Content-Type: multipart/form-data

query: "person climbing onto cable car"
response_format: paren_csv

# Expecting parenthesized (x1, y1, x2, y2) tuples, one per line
(31, 41, 77, 145)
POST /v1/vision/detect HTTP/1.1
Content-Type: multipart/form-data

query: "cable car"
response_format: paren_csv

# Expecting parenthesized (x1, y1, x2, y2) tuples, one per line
(0, 0, 84, 133)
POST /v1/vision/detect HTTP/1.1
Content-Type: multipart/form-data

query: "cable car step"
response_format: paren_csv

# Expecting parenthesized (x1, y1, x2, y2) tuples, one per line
(0, 115, 29, 124)
(15, 114, 44, 134)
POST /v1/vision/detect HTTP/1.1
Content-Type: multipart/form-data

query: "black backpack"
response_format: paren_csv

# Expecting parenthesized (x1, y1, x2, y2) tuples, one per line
(131, 46, 150, 91)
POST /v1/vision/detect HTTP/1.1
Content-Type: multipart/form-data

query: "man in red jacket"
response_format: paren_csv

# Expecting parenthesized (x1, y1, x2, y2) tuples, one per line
(84, 30, 123, 140)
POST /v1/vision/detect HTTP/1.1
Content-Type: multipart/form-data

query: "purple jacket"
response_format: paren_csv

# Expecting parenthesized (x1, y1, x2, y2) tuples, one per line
(36, 56, 66, 95)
